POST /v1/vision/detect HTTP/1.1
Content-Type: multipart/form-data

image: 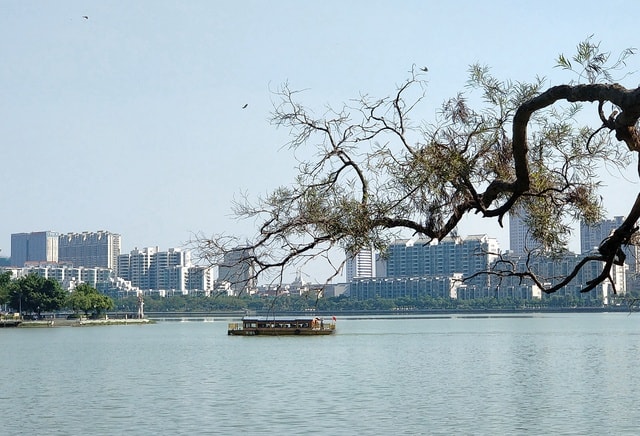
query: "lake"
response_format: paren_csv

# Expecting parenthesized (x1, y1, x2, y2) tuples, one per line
(1, 313, 639, 435)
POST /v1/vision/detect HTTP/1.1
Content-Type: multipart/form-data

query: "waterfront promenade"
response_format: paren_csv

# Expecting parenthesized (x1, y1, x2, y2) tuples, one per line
(1, 317, 151, 328)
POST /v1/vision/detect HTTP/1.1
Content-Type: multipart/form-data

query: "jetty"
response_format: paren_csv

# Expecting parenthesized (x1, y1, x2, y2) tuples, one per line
(0, 319, 22, 328)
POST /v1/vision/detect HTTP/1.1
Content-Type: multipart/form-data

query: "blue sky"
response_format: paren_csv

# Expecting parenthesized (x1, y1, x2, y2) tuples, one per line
(2, 1, 639, 281)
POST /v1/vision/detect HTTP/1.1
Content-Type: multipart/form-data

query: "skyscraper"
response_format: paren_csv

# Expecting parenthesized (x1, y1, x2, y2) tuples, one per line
(117, 247, 202, 292)
(385, 234, 499, 285)
(118, 247, 157, 290)
(508, 208, 539, 255)
(58, 231, 121, 272)
(10, 231, 59, 267)
(345, 246, 376, 281)
(152, 248, 190, 290)
(217, 246, 256, 293)
(580, 216, 624, 254)
(580, 216, 638, 273)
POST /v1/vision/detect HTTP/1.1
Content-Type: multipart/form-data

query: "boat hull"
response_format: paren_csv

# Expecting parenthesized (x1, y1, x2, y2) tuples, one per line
(228, 327, 335, 336)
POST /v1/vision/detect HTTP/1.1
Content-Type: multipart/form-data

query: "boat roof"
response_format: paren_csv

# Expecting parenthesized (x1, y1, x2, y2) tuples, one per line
(242, 316, 328, 322)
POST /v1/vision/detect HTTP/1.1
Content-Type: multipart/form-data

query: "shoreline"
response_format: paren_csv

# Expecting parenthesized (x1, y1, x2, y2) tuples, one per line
(15, 318, 153, 328)
(5, 306, 637, 328)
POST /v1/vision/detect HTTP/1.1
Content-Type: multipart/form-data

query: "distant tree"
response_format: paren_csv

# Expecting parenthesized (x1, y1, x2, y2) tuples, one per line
(67, 283, 114, 318)
(195, 38, 640, 296)
(0, 271, 12, 307)
(8, 273, 67, 316)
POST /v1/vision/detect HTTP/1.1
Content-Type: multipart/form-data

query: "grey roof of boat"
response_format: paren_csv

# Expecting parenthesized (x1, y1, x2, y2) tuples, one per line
(242, 316, 327, 321)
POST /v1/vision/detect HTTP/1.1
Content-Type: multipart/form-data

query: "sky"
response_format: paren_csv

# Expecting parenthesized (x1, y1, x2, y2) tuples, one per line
(2, 1, 640, 282)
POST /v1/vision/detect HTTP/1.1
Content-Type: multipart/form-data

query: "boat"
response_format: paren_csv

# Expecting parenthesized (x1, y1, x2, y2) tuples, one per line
(227, 316, 336, 336)
(0, 319, 22, 328)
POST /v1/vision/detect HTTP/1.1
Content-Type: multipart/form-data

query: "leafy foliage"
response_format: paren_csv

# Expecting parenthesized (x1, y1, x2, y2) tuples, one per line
(556, 36, 636, 84)
(8, 273, 67, 315)
(112, 292, 611, 313)
(67, 283, 114, 317)
(0, 271, 12, 306)
(117, 294, 248, 312)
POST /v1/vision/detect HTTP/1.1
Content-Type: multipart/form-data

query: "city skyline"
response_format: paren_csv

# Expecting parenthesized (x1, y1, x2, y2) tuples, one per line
(3, 213, 636, 299)
(0, 209, 632, 273)
(2, 1, 639, 282)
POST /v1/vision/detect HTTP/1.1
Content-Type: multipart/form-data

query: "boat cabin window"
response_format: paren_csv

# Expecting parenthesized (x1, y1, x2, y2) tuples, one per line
(241, 319, 326, 329)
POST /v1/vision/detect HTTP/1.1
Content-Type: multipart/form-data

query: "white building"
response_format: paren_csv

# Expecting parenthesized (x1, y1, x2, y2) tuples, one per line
(186, 266, 216, 295)
(508, 208, 539, 255)
(118, 247, 157, 290)
(58, 231, 121, 273)
(345, 246, 376, 281)
(9, 263, 114, 291)
(385, 234, 500, 286)
(117, 247, 214, 294)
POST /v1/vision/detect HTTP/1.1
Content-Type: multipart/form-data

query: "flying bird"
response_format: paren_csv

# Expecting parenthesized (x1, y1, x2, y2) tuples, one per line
(242, 104, 248, 109)
(82, 15, 89, 20)
(420, 66, 428, 72)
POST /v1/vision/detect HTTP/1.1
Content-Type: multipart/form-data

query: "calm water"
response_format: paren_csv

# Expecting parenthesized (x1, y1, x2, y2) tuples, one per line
(2, 313, 640, 435)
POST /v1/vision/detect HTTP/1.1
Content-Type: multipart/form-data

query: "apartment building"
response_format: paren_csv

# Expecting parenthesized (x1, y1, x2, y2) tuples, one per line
(10, 231, 59, 267)
(10, 263, 114, 291)
(385, 234, 499, 286)
(117, 247, 214, 294)
(345, 246, 376, 281)
(508, 207, 539, 255)
(58, 231, 121, 273)
(217, 246, 256, 293)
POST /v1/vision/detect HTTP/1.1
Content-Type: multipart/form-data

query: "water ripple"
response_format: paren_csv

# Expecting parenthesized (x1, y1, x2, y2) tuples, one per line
(1, 314, 640, 434)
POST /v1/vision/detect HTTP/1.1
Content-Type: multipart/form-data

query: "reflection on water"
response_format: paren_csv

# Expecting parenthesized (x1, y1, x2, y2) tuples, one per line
(1, 313, 639, 435)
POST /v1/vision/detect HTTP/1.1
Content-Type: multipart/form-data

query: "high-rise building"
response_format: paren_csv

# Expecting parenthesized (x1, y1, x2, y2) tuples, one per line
(186, 266, 216, 293)
(498, 251, 626, 304)
(58, 231, 121, 272)
(580, 216, 638, 274)
(118, 247, 157, 290)
(580, 216, 625, 254)
(10, 231, 59, 267)
(385, 234, 499, 286)
(116, 247, 210, 293)
(217, 246, 256, 293)
(509, 208, 539, 255)
(345, 246, 376, 281)
(152, 248, 190, 290)
(350, 234, 622, 303)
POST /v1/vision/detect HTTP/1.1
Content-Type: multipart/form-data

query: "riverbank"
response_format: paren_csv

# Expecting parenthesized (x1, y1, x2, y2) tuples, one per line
(5, 306, 636, 327)
(16, 318, 153, 328)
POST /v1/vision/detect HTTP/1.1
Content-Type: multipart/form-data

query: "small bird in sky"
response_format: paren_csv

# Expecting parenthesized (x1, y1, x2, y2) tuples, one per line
(82, 15, 89, 20)
(242, 104, 248, 109)
(420, 66, 428, 72)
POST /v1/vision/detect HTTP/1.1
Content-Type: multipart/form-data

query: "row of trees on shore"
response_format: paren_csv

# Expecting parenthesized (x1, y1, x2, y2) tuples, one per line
(115, 291, 635, 314)
(0, 272, 113, 318)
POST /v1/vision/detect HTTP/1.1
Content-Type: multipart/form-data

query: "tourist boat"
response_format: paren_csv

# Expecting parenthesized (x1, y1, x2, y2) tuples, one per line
(0, 319, 22, 328)
(227, 316, 336, 336)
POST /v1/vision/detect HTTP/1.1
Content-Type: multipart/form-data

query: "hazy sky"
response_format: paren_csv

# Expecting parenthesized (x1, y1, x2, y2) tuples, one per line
(2, 1, 639, 281)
